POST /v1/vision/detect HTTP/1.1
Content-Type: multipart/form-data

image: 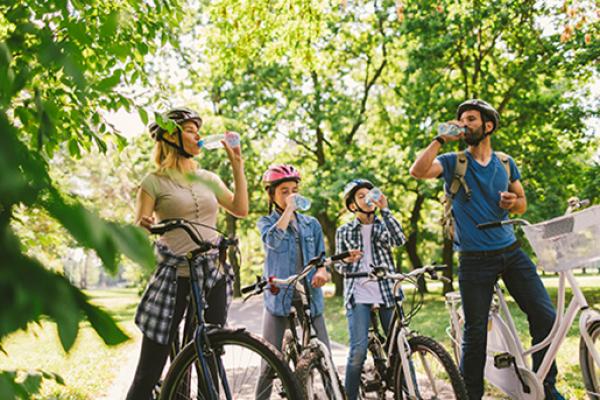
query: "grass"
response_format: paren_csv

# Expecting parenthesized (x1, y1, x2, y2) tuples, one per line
(323, 274, 600, 400)
(0, 288, 141, 400)
(2, 276, 598, 399)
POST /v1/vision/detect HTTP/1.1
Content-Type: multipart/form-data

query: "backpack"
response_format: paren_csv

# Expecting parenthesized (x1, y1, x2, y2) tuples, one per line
(441, 150, 512, 240)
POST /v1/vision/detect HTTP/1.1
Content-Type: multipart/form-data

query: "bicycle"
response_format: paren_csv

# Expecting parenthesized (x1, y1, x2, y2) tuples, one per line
(445, 198, 600, 399)
(241, 251, 351, 399)
(146, 218, 303, 400)
(344, 265, 469, 400)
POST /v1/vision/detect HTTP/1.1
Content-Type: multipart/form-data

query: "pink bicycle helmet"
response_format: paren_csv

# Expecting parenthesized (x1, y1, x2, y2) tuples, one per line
(262, 164, 301, 190)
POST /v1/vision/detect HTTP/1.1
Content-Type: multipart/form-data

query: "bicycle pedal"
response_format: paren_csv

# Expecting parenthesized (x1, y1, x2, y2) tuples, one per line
(493, 352, 515, 369)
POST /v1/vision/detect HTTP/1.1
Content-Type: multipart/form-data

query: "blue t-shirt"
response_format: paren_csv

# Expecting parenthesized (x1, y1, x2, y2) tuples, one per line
(437, 151, 521, 251)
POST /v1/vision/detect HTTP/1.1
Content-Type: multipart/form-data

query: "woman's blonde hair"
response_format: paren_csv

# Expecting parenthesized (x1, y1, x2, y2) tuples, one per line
(153, 130, 197, 173)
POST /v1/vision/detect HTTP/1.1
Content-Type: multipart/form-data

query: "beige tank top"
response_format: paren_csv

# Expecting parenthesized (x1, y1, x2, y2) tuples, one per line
(140, 168, 229, 256)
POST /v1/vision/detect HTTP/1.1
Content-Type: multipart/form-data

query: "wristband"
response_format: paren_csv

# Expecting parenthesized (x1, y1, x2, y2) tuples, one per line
(434, 136, 445, 145)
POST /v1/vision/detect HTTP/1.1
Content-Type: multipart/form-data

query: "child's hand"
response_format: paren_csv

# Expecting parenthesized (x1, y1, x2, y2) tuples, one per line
(285, 193, 298, 211)
(374, 193, 389, 209)
(311, 268, 330, 288)
(343, 249, 363, 264)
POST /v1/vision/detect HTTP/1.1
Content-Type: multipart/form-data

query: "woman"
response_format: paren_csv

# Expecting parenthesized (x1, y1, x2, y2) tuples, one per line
(126, 107, 248, 400)
(255, 164, 331, 399)
(335, 178, 406, 400)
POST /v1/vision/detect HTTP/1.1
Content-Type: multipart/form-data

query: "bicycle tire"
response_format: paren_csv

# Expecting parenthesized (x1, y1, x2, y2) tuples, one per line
(580, 319, 600, 400)
(282, 329, 299, 369)
(393, 335, 468, 400)
(296, 347, 345, 399)
(158, 328, 303, 400)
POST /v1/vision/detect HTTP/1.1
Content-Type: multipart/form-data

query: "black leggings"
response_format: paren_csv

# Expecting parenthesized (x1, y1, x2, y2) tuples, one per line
(126, 277, 228, 400)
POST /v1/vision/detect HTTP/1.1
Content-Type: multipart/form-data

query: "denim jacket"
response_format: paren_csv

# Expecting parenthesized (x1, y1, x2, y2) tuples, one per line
(257, 211, 326, 317)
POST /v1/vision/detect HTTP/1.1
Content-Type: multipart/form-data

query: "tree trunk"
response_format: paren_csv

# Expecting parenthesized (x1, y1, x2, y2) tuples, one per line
(316, 211, 343, 297)
(226, 214, 241, 297)
(405, 193, 426, 293)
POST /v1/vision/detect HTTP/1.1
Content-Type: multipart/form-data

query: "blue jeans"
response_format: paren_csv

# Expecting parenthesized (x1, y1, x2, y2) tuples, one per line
(458, 247, 558, 400)
(344, 303, 393, 400)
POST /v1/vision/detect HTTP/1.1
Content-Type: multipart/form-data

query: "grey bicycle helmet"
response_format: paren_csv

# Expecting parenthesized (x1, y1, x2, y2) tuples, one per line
(456, 99, 499, 133)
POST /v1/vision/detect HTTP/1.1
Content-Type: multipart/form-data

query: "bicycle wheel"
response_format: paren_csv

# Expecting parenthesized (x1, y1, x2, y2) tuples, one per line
(159, 328, 303, 400)
(581, 320, 600, 400)
(393, 335, 468, 400)
(296, 347, 345, 399)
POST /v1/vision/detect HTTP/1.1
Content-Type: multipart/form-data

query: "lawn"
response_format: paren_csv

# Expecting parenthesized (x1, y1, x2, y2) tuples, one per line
(0, 288, 141, 400)
(323, 274, 600, 399)
(1, 276, 598, 399)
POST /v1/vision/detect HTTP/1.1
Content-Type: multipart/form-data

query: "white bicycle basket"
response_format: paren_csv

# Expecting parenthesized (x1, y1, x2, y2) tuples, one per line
(522, 205, 600, 272)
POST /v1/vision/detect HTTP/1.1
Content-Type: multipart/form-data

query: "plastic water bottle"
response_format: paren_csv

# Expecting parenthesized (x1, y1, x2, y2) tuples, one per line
(197, 132, 240, 150)
(437, 123, 466, 136)
(365, 187, 382, 206)
(293, 195, 312, 211)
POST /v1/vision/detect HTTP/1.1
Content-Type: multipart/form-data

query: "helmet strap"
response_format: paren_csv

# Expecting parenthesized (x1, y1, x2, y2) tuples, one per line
(351, 202, 376, 220)
(159, 129, 194, 158)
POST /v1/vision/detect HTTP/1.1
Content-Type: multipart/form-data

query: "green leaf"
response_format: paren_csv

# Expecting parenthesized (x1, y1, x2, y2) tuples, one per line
(79, 296, 129, 345)
(20, 372, 42, 395)
(96, 70, 122, 91)
(101, 11, 119, 38)
(68, 139, 80, 157)
(106, 222, 155, 271)
(138, 107, 148, 125)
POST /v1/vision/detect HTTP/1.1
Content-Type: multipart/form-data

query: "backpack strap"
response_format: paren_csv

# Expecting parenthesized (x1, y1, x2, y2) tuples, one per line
(449, 150, 471, 200)
(494, 151, 511, 182)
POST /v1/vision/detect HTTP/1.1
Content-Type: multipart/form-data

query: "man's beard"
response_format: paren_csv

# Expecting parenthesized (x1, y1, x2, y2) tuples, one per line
(464, 125, 485, 146)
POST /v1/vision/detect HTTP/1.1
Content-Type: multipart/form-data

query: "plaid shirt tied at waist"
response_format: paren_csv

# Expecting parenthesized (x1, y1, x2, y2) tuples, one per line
(134, 242, 234, 345)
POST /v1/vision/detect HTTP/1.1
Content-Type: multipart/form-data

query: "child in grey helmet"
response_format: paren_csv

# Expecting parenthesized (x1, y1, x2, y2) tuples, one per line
(335, 179, 406, 400)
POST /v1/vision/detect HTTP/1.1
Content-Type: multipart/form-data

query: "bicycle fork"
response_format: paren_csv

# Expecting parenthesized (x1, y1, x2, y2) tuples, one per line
(309, 339, 345, 400)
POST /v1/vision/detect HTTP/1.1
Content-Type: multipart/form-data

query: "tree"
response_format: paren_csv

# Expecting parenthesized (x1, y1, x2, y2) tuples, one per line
(0, 0, 186, 397)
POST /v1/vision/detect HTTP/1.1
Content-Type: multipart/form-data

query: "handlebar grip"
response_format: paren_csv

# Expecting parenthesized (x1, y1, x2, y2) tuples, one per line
(477, 221, 503, 230)
(241, 283, 258, 294)
(433, 265, 448, 272)
(331, 251, 351, 262)
(344, 272, 369, 278)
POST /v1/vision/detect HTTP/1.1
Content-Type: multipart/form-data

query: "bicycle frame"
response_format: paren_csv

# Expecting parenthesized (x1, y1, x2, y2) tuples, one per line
(361, 266, 449, 399)
(150, 219, 238, 400)
(286, 270, 345, 399)
(447, 199, 600, 399)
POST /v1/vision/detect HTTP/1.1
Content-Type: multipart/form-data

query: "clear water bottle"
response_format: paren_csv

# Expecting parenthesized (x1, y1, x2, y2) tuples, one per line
(365, 187, 382, 206)
(293, 195, 312, 211)
(197, 132, 240, 150)
(437, 123, 466, 136)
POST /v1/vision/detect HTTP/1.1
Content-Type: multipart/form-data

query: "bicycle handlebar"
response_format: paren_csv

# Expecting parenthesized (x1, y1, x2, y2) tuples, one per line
(241, 251, 351, 300)
(149, 218, 238, 253)
(344, 264, 448, 282)
(478, 198, 591, 230)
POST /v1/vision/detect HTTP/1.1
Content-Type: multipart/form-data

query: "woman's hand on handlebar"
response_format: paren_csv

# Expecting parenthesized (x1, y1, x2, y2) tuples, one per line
(344, 249, 362, 264)
(139, 215, 155, 232)
(311, 268, 330, 288)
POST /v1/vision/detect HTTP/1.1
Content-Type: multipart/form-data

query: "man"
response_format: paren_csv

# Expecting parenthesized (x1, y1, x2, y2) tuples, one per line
(409, 99, 563, 400)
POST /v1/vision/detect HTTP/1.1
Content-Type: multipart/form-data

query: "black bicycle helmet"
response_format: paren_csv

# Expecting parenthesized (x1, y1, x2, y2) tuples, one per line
(149, 107, 202, 141)
(343, 179, 374, 211)
(456, 99, 499, 133)
(148, 107, 202, 158)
